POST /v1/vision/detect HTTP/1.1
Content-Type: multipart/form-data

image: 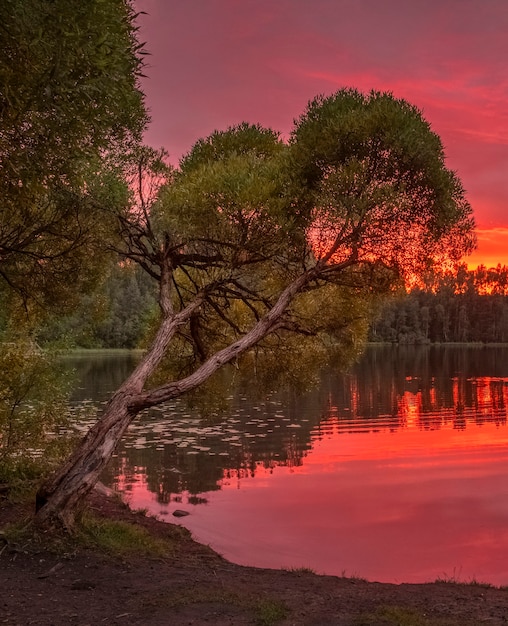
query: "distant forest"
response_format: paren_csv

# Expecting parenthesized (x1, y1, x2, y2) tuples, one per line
(369, 264, 508, 344)
(39, 263, 158, 349)
(39, 263, 508, 348)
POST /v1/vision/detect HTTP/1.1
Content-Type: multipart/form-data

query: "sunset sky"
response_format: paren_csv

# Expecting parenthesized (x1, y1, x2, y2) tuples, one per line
(135, 0, 508, 268)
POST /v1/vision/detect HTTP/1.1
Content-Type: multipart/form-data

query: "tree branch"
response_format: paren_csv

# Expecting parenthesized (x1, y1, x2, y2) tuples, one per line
(129, 266, 322, 410)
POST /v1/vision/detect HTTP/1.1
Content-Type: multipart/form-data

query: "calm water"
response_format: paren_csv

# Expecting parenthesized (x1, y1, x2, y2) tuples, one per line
(69, 346, 508, 584)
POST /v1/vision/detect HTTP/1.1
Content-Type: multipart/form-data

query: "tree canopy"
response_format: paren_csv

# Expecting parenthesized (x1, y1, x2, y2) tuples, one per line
(116, 92, 475, 405)
(290, 90, 474, 276)
(0, 0, 147, 311)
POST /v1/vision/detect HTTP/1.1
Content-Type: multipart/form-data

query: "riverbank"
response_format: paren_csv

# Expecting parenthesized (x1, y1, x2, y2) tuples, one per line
(2, 491, 508, 625)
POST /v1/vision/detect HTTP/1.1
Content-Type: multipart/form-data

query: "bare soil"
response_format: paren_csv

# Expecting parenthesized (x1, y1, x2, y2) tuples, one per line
(1, 492, 508, 626)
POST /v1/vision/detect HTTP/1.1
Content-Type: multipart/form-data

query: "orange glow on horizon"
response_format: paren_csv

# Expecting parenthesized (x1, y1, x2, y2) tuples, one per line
(463, 227, 508, 269)
(307, 213, 508, 281)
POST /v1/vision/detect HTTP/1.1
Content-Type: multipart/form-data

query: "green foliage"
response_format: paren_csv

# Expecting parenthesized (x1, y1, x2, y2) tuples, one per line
(179, 122, 283, 173)
(0, 337, 73, 481)
(155, 123, 295, 272)
(254, 598, 289, 625)
(0, 0, 148, 311)
(0, 0, 146, 178)
(95, 264, 158, 348)
(353, 605, 435, 626)
(77, 514, 172, 557)
(38, 262, 158, 349)
(290, 89, 475, 276)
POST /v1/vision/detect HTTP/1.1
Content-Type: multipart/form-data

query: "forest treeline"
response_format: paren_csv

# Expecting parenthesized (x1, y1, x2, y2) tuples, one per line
(39, 262, 508, 348)
(39, 263, 157, 349)
(369, 264, 508, 344)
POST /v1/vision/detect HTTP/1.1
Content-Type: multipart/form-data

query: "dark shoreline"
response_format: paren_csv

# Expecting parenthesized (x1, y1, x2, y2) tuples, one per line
(2, 492, 508, 625)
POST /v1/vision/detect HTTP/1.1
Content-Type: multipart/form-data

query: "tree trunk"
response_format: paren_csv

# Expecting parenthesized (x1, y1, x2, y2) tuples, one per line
(34, 282, 199, 529)
(34, 263, 330, 529)
(35, 390, 140, 529)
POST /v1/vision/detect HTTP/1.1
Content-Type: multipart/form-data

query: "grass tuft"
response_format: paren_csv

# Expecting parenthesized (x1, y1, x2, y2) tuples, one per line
(153, 588, 289, 625)
(255, 598, 289, 625)
(340, 569, 368, 582)
(77, 514, 173, 558)
(283, 566, 316, 574)
(434, 568, 495, 588)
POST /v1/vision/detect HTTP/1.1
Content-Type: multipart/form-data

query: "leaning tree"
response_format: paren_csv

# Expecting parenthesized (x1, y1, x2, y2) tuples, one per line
(35, 90, 475, 528)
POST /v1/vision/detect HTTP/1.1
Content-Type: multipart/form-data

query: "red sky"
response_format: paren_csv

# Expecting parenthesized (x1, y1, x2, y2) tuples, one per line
(135, 0, 508, 268)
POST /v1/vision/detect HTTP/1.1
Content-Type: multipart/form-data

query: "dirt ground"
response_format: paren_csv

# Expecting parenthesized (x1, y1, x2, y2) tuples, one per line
(1, 491, 508, 626)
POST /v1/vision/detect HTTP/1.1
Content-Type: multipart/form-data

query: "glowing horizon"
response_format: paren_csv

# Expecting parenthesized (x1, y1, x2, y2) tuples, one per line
(465, 227, 508, 269)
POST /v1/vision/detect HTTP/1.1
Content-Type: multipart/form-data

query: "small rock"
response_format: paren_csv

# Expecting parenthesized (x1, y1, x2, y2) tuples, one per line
(172, 510, 190, 517)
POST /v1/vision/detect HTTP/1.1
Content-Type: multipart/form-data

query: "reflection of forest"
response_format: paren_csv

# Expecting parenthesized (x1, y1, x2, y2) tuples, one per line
(70, 347, 508, 506)
(66, 352, 141, 402)
(322, 346, 508, 433)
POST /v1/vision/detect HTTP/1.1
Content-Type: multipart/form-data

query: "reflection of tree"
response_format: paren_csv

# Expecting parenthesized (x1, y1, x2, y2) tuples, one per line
(96, 347, 508, 505)
(102, 390, 320, 502)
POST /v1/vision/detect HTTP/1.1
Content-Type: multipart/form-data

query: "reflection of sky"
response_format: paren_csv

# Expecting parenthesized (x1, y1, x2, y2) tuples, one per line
(153, 424, 508, 585)
(106, 346, 508, 585)
(64, 347, 508, 583)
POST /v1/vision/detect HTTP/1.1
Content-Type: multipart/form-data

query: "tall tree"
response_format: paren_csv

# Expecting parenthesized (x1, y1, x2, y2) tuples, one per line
(0, 0, 147, 311)
(35, 91, 475, 528)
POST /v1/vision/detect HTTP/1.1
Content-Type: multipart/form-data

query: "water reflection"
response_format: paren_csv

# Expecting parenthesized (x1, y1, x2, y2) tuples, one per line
(68, 351, 141, 402)
(320, 345, 508, 432)
(69, 346, 508, 584)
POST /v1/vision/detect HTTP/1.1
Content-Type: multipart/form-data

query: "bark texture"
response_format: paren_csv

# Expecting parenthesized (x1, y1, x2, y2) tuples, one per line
(35, 393, 137, 529)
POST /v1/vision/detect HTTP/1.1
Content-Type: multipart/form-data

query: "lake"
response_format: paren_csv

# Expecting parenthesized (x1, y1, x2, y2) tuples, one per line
(68, 345, 508, 585)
